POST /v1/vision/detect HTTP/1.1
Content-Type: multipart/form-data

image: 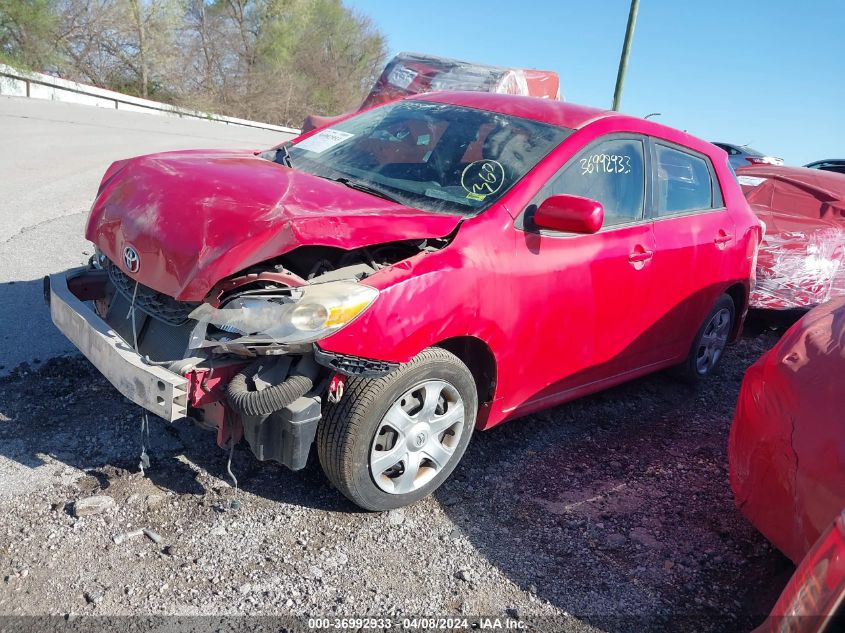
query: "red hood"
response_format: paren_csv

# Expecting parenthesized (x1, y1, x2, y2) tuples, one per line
(86, 149, 461, 300)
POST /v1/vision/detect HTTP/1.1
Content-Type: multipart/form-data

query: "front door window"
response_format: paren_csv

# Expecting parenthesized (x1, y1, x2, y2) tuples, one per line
(543, 138, 646, 227)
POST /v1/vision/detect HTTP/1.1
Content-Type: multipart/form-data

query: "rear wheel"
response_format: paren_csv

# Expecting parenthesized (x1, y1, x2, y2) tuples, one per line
(317, 347, 477, 511)
(678, 294, 735, 382)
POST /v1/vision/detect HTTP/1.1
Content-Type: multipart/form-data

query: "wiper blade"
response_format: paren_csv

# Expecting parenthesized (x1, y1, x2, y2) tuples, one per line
(277, 143, 293, 167)
(333, 177, 400, 204)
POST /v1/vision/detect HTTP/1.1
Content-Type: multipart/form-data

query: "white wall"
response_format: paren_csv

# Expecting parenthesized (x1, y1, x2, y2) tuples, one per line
(0, 63, 300, 134)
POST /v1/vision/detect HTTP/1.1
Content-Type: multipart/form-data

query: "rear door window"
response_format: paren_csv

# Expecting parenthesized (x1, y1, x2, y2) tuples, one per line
(654, 144, 714, 215)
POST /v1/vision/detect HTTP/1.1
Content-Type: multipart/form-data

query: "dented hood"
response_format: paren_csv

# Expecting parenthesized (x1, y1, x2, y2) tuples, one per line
(86, 149, 461, 300)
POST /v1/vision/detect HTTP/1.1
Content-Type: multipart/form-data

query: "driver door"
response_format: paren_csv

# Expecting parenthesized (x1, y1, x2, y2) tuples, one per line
(507, 134, 662, 414)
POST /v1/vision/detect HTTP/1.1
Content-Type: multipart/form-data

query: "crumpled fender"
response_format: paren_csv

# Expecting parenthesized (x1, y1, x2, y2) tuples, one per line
(318, 204, 517, 398)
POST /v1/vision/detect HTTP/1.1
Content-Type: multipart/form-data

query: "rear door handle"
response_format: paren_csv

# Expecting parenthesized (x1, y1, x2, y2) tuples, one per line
(628, 249, 654, 263)
(714, 232, 733, 245)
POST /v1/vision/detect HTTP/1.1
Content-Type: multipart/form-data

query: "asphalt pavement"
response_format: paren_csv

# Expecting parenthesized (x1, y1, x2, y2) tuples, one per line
(0, 96, 292, 374)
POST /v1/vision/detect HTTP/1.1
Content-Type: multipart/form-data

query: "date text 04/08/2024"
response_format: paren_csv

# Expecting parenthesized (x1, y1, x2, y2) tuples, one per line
(307, 617, 526, 630)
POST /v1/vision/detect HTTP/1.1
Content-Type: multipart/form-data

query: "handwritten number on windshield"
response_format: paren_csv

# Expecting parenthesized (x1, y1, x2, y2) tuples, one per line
(461, 160, 506, 197)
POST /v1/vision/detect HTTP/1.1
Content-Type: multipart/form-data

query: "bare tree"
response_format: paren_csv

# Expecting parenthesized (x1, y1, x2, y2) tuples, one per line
(1, 0, 387, 125)
(127, 0, 147, 97)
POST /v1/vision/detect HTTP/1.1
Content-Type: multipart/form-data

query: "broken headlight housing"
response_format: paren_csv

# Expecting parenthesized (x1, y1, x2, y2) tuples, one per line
(187, 281, 379, 349)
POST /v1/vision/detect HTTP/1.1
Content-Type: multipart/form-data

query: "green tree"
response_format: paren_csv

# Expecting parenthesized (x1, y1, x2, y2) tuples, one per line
(0, 0, 58, 69)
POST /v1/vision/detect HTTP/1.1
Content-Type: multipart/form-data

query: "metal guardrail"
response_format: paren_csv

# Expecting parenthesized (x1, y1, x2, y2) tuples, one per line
(0, 63, 300, 135)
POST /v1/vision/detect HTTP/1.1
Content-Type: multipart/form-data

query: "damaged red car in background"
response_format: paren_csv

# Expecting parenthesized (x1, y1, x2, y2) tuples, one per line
(302, 52, 560, 132)
(730, 298, 845, 631)
(46, 92, 760, 510)
(730, 296, 845, 563)
(738, 165, 845, 310)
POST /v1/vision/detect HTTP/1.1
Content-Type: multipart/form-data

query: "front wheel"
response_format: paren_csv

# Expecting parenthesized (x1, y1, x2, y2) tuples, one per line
(317, 347, 477, 511)
(678, 294, 736, 382)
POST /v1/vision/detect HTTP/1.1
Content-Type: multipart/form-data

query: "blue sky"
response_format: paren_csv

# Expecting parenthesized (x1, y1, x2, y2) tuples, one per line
(345, 0, 844, 165)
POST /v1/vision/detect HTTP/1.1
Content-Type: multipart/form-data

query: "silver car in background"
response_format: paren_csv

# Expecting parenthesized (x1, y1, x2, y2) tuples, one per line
(805, 159, 845, 175)
(712, 142, 784, 171)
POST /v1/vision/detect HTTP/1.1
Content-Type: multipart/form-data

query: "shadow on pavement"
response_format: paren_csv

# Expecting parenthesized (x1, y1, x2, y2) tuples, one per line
(0, 354, 357, 512)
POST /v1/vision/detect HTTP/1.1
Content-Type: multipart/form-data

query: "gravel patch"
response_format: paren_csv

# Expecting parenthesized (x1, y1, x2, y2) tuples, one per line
(0, 333, 793, 631)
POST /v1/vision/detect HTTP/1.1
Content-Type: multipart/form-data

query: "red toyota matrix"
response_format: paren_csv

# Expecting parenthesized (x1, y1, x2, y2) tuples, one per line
(46, 92, 760, 510)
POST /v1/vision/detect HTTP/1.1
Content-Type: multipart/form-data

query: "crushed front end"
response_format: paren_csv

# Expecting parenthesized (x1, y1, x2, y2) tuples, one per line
(44, 139, 462, 485)
(44, 241, 431, 471)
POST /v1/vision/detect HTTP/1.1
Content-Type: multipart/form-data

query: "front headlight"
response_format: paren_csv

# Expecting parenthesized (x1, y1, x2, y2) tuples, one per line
(187, 281, 379, 348)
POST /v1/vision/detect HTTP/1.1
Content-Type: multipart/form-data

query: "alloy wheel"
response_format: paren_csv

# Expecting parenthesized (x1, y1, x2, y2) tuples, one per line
(696, 307, 732, 374)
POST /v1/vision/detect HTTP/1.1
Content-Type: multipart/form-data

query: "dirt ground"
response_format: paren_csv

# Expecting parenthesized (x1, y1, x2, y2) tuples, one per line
(0, 331, 793, 632)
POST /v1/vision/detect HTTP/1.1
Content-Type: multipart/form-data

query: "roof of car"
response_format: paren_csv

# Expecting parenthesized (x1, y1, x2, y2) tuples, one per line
(806, 159, 845, 165)
(712, 142, 763, 154)
(414, 91, 615, 129)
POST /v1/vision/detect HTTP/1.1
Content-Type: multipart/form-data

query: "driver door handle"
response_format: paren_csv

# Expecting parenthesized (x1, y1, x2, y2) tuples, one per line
(628, 249, 654, 263)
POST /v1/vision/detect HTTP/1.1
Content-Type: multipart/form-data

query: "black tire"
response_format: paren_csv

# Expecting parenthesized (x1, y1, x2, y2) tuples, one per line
(677, 294, 736, 383)
(317, 347, 477, 511)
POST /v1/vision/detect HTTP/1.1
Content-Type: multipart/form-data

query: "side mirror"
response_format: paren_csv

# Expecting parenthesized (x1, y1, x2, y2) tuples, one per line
(533, 194, 604, 234)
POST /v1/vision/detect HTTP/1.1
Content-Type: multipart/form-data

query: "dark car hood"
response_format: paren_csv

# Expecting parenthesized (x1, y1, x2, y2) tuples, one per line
(86, 149, 461, 300)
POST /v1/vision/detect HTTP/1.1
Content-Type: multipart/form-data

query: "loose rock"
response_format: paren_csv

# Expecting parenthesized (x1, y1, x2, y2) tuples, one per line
(605, 533, 627, 549)
(145, 494, 165, 509)
(84, 589, 104, 605)
(143, 529, 162, 544)
(454, 569, 472, 582)
(112, 529, 144, 545)
(72, 495, 116, 517)
(387, 509, 405, 526)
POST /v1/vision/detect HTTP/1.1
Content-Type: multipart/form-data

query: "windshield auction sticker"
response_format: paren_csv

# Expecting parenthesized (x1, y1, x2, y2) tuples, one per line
(295, 129, 354, 154)
(461, 159, 505, 201)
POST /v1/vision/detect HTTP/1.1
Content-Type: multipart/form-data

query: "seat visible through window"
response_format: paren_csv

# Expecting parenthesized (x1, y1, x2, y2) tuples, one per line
(655, 144, 713, 215)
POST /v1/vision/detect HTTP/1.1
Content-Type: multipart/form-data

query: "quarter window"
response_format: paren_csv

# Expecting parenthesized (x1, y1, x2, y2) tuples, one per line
(655, 144, 713, 215)
(544, 138, 646, 227)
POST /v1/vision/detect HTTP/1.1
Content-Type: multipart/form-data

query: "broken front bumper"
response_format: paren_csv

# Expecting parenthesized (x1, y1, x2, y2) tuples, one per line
(45, 267, 188, 422)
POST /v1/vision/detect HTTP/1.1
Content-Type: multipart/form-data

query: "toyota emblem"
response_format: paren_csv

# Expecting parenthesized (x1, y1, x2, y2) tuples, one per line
(123, 246, 140, 273)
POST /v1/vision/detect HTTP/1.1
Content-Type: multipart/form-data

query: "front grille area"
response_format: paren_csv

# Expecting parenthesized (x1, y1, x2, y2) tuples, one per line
(106, 259, 199, 326)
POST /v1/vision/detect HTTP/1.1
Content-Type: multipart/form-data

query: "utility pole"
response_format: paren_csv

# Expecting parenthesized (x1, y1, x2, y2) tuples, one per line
(612, 0, 640, 111)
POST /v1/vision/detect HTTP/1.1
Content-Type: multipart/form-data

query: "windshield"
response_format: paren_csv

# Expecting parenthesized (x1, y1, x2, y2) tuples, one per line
(286, 100, 571, 214)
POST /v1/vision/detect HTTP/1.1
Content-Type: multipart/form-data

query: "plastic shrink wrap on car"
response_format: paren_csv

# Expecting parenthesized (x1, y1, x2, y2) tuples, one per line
(303, 52, 560, 132)
(729, 297, 845, 564)
(737, 165, 845, 310)
(361, 52, 560, 108)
